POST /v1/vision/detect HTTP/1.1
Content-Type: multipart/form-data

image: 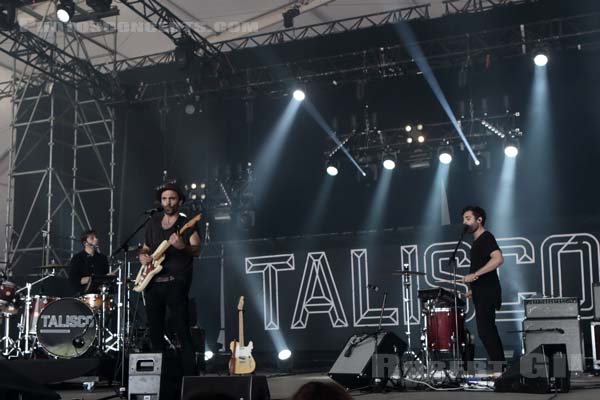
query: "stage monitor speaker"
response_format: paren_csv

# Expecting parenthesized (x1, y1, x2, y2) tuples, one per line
(128, 353, 162, 400)
(181, 375, 270, 400)
(0, 366, 60, 400)
(495, 343, 570, 393)
(523, 317, 584, 372)
(328, 331, 407, 390)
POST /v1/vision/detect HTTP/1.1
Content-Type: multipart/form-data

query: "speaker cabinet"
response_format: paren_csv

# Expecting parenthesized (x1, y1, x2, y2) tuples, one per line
(523, 318, 584, 372)
(181, 375, 270, 400)
(328, 331, 407, 389)
(495, 344, 570, 393)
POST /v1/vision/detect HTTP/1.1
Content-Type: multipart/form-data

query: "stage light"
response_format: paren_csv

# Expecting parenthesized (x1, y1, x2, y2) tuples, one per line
(184, 104, 196, 115)
(406, 136, 413, 144)
(190, 183, 197, 190)
(175, 35, 196, 69)
(416, 123, 424, 131)
(504, 138, 520, 158)
(86, 0, 112, 13)
(382, 154, 396, 170)
(283, 6, 300, 28)
(278, 349, 292, 360)
(438, 146, 453, 164)
(0, 1, 17, 31)
(57, 0, 75, 23)
(417, 135, 425, 143)
(293, 89, 305, 102)
(405, 124, 412, 132)
(533, 49, 549, 67)
(204, 350, 214, 361)
(326, 160, 338, 176)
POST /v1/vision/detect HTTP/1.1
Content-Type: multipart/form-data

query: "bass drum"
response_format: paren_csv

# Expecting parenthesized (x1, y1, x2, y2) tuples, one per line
(36, 298, 97, 358)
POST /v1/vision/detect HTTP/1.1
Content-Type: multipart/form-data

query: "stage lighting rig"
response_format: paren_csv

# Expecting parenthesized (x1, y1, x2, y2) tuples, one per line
(57, 0, 75, 23)
(283, 6, 300, 29)
(86, 0, 112, 12)
(0, 1, 16, 31)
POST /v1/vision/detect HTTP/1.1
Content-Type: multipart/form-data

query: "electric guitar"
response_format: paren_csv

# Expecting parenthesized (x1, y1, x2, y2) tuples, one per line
(229, 296, 256, 374)
(132, 214, 201, 292)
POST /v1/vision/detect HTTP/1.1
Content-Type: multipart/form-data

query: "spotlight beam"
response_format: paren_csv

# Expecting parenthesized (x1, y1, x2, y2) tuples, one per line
(395, 22, 480, 165)
(303, 100, 366, 176)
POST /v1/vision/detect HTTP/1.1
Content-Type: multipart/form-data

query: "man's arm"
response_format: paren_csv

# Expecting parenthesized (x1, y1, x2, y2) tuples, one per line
(474, 250, 504, 277)
(168, 231, 201, 257)
(462, 250, 503, 283)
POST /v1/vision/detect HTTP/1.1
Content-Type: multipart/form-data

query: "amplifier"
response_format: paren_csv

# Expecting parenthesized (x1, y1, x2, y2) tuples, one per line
(523, 318, 584, 372)
(524, 297, 579, 319)
(592, 322, 600, 370)
(594, 283, 600, 320)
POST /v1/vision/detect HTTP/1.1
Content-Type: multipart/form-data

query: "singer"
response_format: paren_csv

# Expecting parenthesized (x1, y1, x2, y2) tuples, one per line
(68, 229, 109, 295)
(138, 182, 201, 376)
(460, 206, 506, 365)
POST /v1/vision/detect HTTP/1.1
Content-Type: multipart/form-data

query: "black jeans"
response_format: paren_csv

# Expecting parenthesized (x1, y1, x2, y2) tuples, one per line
(473, 288, 505, 363)
(144, 279, 196, 375)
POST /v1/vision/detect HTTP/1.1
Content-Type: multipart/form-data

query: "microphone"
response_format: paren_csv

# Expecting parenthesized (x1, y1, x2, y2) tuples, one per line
(366, 284, 380, 292)
(144, 206, 164, 214)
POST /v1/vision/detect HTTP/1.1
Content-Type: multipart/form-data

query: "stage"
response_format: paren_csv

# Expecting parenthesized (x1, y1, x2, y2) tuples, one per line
(49, 371, 600, 400)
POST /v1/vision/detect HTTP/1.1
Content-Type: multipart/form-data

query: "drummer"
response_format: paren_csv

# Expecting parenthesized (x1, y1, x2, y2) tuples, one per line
(68, 229, 110, 295)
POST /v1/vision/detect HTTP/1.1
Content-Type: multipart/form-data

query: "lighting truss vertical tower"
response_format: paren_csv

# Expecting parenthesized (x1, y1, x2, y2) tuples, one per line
(3, 5, 118, 290)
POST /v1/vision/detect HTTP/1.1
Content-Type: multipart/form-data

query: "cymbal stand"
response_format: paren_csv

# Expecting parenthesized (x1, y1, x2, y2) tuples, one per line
(2, 312, 18, 358)
(15, 272, 54, 357)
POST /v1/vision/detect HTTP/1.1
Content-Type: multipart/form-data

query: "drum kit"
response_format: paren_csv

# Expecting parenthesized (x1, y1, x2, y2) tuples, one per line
(393, 266, 473, 384)
(1, 264, 122, 360)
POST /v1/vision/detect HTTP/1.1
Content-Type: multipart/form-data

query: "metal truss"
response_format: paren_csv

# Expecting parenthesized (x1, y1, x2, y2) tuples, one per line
(326, 112, 522, 163)
(115, 10, 600, 102)
(117, 0, 232, 70)
(212, 3, 431, 52)
(0, 26, 119, 100)
(4, 7, 117, 296)
(0, 80, 13, 100)
(443, 0, 525, 15)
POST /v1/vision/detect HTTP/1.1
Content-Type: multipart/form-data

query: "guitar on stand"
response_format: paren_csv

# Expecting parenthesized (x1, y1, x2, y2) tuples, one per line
(132, 214, 201, 292)
(229, 296, 256, 375)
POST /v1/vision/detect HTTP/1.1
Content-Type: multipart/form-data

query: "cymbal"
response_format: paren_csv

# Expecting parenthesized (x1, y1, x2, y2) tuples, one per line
(392, 270, 425, 276)
(35, 264, 68, 269)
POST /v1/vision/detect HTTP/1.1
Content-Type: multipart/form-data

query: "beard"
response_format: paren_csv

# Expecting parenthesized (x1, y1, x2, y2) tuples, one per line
(469, 222, 479, 233)
(163, 205, 179, 216)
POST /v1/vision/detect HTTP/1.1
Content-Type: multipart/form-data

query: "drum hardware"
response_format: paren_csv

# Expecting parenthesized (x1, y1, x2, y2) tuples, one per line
(36, 298, 97, 358)
(15, 272, 56, 357)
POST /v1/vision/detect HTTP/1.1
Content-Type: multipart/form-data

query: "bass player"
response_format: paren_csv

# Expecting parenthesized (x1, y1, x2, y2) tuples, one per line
(138, 182, 201, 376)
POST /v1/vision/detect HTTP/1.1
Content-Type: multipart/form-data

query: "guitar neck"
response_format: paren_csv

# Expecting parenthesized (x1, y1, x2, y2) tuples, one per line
(238, 310, 244, 347)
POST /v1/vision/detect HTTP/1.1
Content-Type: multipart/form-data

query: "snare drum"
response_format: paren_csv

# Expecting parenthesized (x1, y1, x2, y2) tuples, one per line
(36, 298, 97, 358)
(27, 295, 58, 334)
(0, 281, 21, 315)
(79, 293, 114, 313)
(426, 307, 465, 352)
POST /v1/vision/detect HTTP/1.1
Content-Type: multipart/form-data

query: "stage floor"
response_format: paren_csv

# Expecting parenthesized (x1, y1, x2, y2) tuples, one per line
(53, 371, 600, 400)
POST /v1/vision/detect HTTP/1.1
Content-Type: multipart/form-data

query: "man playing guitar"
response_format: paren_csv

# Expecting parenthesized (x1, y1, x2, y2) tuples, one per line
(138, 183, 201, 376)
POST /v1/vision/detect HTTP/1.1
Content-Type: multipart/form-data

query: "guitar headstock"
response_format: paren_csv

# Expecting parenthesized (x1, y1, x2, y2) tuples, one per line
(179, 214, 202, 235)
(237, 296, 245, 312)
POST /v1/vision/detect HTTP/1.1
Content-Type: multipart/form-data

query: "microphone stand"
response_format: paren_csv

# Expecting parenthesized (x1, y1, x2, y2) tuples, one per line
(448, 226, 468, 380)
(101, 210, 157, 399)
(372, 288, 388, 391)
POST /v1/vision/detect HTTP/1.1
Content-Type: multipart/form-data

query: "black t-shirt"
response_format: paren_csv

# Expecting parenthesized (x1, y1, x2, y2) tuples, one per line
(68, 250, 109, 294)
(469, 230, 501, 291)
(144, 213, 198, 280)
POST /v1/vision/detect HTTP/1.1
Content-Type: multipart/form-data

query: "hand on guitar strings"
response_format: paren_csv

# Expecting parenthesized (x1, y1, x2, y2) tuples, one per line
(168, 233, 185, 250)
